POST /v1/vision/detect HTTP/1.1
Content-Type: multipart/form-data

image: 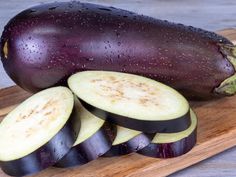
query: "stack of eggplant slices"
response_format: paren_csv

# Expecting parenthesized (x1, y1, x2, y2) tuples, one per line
(0, 71, 197, 176)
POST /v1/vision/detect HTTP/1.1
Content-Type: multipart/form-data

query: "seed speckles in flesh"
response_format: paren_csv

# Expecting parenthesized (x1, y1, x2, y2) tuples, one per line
(90, 75, 162, 107)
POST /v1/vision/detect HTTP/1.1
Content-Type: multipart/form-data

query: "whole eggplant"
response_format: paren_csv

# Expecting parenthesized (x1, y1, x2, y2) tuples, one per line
(1, 2, 236, 99)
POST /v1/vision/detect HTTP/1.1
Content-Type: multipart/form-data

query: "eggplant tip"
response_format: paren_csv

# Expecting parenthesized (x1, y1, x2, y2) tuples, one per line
(215, 73, 236, 95)
(215, 44, 236, 95)
(221, 44, 236, 66)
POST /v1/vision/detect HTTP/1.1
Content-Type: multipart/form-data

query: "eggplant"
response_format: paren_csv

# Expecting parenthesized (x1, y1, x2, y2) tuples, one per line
(104, 126, 152, 157)
(0, 87, 80, 176)
(68, 71, 190, 133)
(138, 110, 197, 158)
(1, 2, 236, 99)
(56, 102, 116, 168)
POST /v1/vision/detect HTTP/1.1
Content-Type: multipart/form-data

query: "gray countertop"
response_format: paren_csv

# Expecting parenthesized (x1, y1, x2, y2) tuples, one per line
(1, 0, 236, 176)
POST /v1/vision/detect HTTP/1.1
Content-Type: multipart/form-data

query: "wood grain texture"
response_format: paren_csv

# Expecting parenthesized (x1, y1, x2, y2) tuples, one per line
(0, 87, 31, 119)
(0, 29, 236, 177)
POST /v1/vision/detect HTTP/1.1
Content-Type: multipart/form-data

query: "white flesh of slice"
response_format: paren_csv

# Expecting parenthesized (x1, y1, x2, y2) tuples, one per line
(73, 102, 104, 146)
(68, 71, 189, 121)
(0, 87, 74, 161)
(112, 126, 141, 146)
(152, 110, 197, 143)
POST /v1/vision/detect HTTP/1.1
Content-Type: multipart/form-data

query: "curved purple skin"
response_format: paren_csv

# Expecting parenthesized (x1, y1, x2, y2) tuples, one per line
(0, 2, 235, 99)
(0, 102, 81, 176)
(104, 133, 152, 157)
(80, 99, 191, 133)
(137, 128, 197, 158)
(55, 123, 116, 168)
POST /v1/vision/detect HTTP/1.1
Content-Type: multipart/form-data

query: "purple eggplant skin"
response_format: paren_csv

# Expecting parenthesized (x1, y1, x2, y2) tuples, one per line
(0, 100, 81, 177)
(55, 123, 116, 168)
(54, 147, 88, 168)
(103, 133, 153, 157)
(1, 2, 236, 99)
(80, 99, 191, 133)
(137, 128, 197, 158)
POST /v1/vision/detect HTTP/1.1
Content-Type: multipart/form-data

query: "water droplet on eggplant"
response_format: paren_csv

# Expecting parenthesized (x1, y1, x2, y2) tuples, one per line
(50, 15, 55, 19)
(98, 8, 111, 12)
(29, 9, 36, 13)
(116, 32, 120, 38)
(49, 6, 58, 10)
(68, 3, 73, 8)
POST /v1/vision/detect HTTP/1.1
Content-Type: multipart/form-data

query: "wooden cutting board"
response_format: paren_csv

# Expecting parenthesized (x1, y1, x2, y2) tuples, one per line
(1, 29, 236, 177)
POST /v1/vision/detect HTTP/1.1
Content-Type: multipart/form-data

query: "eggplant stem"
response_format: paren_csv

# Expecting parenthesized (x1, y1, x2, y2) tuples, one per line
(215, 44, 236, 95)
(215, 73, 236, 95)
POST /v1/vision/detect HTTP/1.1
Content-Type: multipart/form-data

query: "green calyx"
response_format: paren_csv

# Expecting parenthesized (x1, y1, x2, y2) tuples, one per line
(215, 44, 236, 95)
(215, 74, 236, 95)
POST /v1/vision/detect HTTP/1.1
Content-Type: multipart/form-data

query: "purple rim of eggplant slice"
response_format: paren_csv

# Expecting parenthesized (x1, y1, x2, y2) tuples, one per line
(137, 110, 197, 158)
(68, 71, 191, 133)
(0, 87, 80, 176)
(103, 126, 152, 157)
(55, 102, 116, 168)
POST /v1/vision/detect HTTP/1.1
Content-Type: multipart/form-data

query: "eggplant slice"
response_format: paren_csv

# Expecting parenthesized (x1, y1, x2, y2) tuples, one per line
(0, 87, 80, 176)
(104, 126, 152, 157)
(68, 71, 190, 133)
(56, 102, 116, 168)
(138, 110, 197, 158)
